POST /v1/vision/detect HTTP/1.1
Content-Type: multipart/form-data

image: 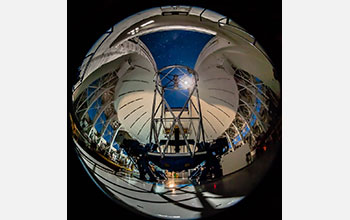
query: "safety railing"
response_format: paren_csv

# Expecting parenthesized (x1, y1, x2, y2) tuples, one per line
(70, 113, 136, 173)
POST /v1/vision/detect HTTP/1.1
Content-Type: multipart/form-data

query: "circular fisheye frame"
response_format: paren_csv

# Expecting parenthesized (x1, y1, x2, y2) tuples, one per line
(70, 5, 281, 219)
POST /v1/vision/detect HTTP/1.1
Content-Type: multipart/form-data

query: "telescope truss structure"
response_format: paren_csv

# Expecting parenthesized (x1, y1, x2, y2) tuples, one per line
(149, 65, 206, 158)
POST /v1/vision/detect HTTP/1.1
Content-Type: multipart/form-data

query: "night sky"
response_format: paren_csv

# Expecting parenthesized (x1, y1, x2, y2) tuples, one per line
(140, 30, 213, 108)
(139, 30, 213, 69)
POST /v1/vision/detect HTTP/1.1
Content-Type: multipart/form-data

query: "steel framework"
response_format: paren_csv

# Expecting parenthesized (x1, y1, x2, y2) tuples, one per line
(149, 65, 206, 158)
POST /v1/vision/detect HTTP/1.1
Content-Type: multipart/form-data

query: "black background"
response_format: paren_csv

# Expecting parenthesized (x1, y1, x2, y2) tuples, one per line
(68, 0, 281, 219)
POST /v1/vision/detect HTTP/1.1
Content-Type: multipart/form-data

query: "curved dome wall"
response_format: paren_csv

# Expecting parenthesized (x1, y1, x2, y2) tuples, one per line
(190, 65, 239, 141)
(195, 36, 280, 97)
(113, 53, 161, 144)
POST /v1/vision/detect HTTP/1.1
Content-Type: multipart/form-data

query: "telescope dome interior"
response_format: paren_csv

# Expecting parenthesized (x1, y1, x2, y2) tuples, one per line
(70, 5, 281, 220)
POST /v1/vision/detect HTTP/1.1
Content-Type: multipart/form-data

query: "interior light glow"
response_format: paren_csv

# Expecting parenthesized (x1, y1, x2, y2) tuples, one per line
(140, 20, 155, 27)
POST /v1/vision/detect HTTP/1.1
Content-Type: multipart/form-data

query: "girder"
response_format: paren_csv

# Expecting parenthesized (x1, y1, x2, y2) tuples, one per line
(88, 100, 115, 136)
(98, 114, 118, 145)
(239, 99, 267, 132)
(79, 85, 115, 121)
(236, 111, 256, 143)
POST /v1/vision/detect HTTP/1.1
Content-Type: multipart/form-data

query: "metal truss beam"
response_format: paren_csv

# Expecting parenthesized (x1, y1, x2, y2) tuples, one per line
(108, 125, 122, 154)
(239, 98, 267, 132)
(234, 71, 270, 100)
(236, 82, 269, 111)
(236, 111, 256, 143)
(98, 114, 118, 145)
(88, 99, 115, 136)
(231, 121, 245, 144)
(224, 132, 234, 151)
(79, 85, 115, 120)
(160, 88, 192, 157)
(75, 73, 118, 111)
(151, 65, 204, 158)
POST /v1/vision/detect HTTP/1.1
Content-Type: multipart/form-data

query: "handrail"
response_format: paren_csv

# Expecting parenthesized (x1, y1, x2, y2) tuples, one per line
(71, 113, 135, 173)
(98, 152, 133, 172)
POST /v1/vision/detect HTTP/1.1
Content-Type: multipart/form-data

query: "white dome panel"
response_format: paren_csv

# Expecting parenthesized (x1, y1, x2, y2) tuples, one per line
(113, 54, 161, 144)
(191, 64, 239, 141)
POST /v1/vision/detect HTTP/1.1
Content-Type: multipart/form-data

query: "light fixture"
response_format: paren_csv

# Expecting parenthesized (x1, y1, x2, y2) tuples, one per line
(140, 20, 155, 28)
